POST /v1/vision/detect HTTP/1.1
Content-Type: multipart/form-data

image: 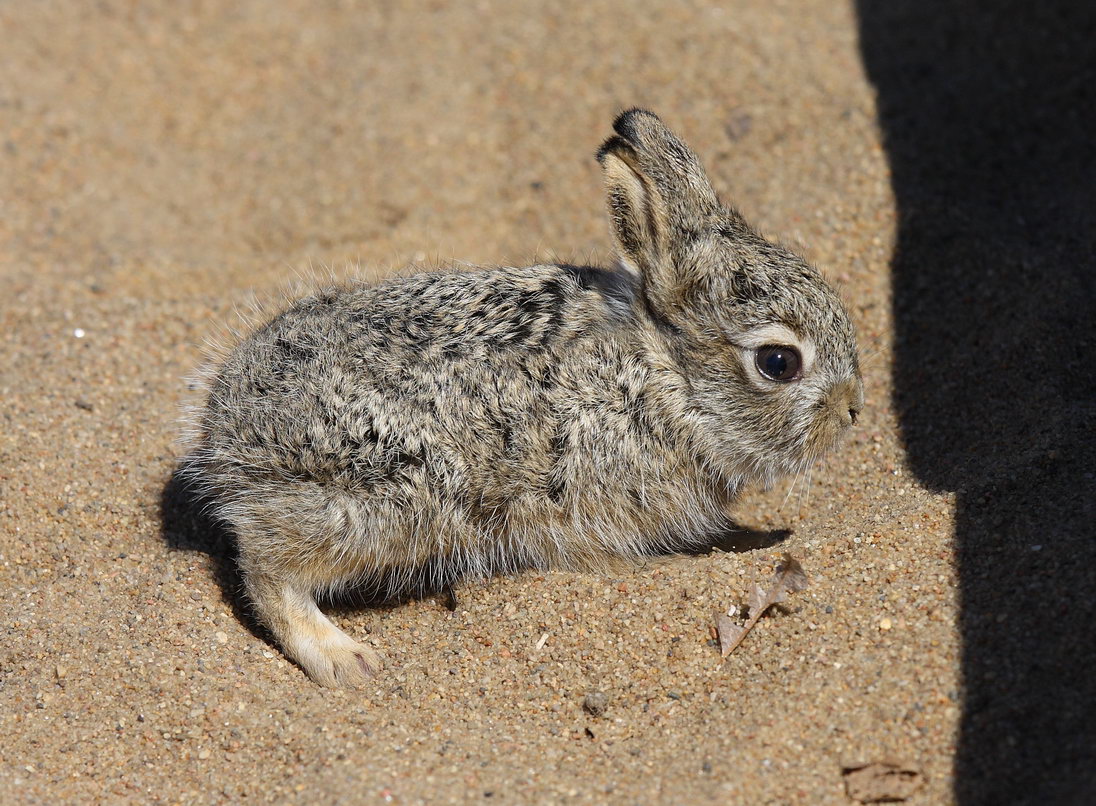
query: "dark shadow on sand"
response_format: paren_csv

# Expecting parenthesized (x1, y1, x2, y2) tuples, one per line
(856, 2, 1096, 802)
(159, 469, 266, 640)
(679, 524, 792, 556)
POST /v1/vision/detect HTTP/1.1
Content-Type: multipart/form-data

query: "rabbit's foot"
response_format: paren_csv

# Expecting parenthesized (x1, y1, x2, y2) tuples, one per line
(247, 575, 381, 687)
(293, 627, 381, 689)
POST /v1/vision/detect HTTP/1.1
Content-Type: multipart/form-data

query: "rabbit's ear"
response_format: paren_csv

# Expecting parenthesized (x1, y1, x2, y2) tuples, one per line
(597, 110, 720, 312)
(597, 135, 666, 276)
(609, 110, 719, 216)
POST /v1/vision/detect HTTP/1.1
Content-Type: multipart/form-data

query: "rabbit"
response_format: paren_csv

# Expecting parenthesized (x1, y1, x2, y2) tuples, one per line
(181, 109, 863, 687)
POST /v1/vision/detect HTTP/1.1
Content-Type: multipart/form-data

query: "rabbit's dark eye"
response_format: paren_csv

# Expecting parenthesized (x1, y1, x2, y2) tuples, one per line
(755, 345, 801, 382)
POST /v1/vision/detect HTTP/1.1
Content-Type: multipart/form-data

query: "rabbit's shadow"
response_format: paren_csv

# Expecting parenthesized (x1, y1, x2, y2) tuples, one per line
(683, 523, 791, 555)
(159, 468, 263, 639)
(159, 467, 789, 636)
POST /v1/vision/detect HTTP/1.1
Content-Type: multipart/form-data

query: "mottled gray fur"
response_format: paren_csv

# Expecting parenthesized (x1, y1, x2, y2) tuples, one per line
(181, 110, 862, 686)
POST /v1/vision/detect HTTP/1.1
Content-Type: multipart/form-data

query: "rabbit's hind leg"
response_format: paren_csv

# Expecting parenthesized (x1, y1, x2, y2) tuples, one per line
(244, 570, 381, 688)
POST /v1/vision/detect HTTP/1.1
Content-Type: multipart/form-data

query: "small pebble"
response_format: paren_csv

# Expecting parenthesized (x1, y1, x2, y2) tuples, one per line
(215, 631, 228, 644)
(583, 691, 608, 717)
(879, 617, 893, 631)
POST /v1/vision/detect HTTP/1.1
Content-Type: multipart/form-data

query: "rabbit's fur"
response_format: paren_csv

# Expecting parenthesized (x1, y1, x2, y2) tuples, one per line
(182, 110, 862, 686)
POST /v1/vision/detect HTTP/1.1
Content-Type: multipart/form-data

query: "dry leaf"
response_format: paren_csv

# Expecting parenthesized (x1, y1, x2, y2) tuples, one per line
(747, 583, 767, 618)
(716, 613, 747, 656)
(718, 553, 810, 658)
(842, 761, 923, 802)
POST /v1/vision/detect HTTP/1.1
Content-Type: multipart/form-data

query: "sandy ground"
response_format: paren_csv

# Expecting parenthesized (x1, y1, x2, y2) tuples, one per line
(2, 1, 1092, 804)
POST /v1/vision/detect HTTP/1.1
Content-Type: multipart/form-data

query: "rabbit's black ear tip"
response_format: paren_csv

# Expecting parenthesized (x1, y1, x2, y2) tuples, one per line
(600, 134, 635, 164)
(613, 108, 661, 139)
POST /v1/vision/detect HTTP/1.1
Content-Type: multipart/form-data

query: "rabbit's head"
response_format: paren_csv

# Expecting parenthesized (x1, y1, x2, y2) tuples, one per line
(598, 109, 862, 485)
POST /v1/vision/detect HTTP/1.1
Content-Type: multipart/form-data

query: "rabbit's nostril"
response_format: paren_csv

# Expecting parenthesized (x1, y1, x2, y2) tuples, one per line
(849, 408, 859, 425)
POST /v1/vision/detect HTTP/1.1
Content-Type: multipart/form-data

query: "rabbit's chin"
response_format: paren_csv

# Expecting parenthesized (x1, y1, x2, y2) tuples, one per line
(722, 431, 846, 495)
(707, 455, 795, 499)
(766, 434, 852, 494)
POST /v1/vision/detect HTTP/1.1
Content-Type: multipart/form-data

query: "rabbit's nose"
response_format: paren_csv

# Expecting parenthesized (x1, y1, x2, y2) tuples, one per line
(834, 378, 864, 427)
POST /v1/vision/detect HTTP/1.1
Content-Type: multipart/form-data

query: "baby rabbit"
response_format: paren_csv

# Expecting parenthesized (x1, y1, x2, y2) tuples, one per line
(183, 110, 862, 686)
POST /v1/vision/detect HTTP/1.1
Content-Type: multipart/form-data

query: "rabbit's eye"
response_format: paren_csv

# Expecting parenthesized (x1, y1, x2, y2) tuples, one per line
(755, 345, 801, 382)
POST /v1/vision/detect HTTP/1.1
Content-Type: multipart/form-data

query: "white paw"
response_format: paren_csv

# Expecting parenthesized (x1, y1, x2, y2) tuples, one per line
(244, 576, 384, 688)
(290, 629, 382, 688)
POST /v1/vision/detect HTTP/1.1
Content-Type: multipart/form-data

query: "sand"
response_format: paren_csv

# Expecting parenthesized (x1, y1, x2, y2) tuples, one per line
(3, 1, 1092, 804)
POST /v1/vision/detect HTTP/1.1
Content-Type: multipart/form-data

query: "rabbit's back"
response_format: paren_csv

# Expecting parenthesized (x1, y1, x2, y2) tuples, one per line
(201, 265, 636, 492)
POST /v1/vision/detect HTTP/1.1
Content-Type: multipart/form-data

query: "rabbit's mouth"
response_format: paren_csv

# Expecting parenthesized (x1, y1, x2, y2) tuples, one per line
(799, 376, 864, 465)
